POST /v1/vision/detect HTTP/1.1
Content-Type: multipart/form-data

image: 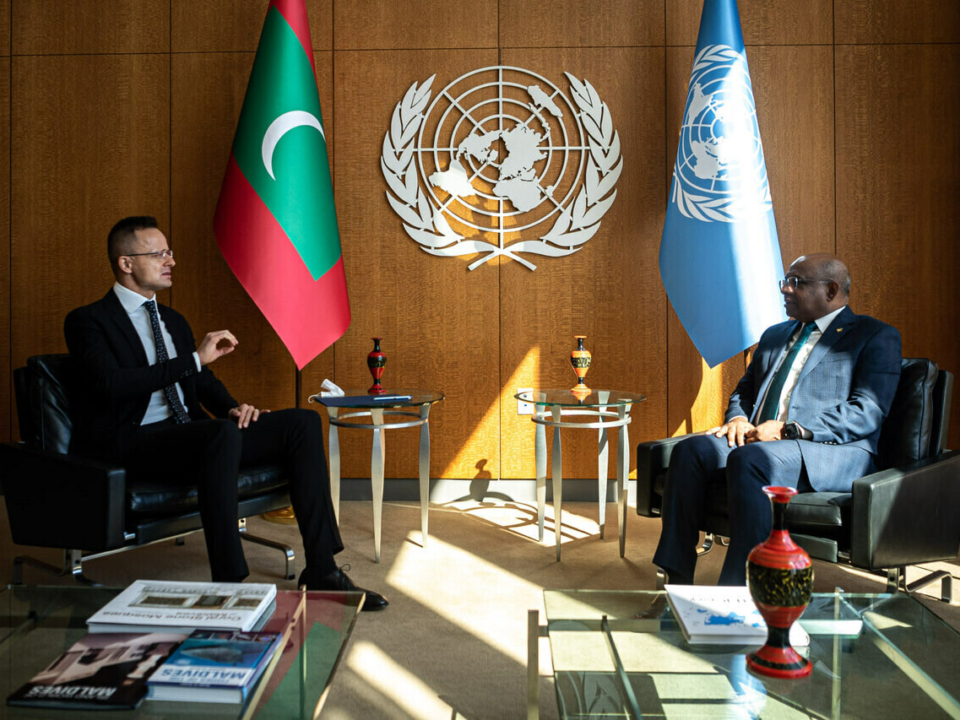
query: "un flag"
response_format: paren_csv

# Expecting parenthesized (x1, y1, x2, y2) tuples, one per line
(659, 0, 786, 368)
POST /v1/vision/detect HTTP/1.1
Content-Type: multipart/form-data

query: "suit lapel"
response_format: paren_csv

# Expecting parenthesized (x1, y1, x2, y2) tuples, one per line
(796, 306, 858, 386)
(101, 290, 149, 367)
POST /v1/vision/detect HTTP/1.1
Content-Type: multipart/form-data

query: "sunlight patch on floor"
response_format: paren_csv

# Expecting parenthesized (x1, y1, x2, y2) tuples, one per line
(440, 499, 601, 545)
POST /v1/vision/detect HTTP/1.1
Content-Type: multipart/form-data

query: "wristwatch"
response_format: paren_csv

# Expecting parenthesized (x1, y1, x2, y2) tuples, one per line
(782, 421, 801, 441)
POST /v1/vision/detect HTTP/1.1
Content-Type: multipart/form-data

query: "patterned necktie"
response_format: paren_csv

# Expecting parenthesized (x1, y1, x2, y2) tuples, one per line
(144, 300, 191, 424)
(756, 322, 815, 424)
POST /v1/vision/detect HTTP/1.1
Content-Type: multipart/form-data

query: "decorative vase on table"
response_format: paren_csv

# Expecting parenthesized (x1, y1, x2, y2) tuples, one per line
(570, 335, 592, 397)
(746, 485, 814, 679)
(367, 337, 387, 395)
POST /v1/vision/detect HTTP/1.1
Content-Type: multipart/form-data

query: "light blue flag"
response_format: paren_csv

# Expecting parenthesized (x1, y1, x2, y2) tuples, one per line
(659, 0, 786, 368)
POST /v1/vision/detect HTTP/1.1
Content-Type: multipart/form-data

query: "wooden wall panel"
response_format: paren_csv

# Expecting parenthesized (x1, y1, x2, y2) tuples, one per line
(500, 0, 663, 48)
(171, 51, 300, 413)
(334, 0, 496, 50)
(172, 0, 332, 52)
(836, 0, 960, 44)
(836, 45, 960, 448)
(333, 49, 499, 480)
(0, 0, 9, 55)
(11, 54, 169, 370)
(499, 48, 667, 480)
(0, 58, 9, 444)
(13, 0, 169, 55)
(667, 0, 832, 46)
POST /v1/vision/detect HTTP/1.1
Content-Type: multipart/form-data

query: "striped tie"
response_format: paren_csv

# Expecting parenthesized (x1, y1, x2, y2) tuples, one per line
(144, 300, 191, 424)
(756, 322, 814, 424)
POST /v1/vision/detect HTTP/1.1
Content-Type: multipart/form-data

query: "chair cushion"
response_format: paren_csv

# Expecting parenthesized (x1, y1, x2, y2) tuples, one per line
(877, 358, 937, 470)
(22, 355, 75, 454)
(127, 465, 288, 515)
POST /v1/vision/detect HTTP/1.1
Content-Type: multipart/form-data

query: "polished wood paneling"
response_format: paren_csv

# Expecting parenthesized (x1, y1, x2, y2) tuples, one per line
(667, 0, 832, 46)
(172, 0, 332, 52)
(500, 0, 663, 48)
(836, 45, 960, 447)
(333, 49, 499, 480)
(0, 0, 10, 55)
(334, 0, 496, 50)
(11, 54, 169, 369)
(0, 58, 9, 443)
(499, 48, 666, 480)
(836, 0, 960, 44)
(13, 0, 169, 55)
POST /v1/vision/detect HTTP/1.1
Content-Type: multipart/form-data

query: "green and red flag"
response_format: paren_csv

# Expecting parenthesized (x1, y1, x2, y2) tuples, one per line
(214, 0, 349, 369)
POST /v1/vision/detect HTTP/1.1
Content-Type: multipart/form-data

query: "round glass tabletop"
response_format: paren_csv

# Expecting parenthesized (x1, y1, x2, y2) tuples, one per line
(313, 390, 444, 408)
(515, 389, 645, 408)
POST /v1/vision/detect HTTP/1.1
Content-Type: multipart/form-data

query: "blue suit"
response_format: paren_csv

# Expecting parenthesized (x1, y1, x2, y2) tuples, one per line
(653, 307, 902, 584)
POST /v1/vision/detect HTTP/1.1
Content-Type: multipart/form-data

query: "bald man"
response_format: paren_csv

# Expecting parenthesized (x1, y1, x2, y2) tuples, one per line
(653, 254, 902, 585)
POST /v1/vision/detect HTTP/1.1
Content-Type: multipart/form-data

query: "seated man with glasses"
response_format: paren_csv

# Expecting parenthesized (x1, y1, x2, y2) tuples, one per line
(64, 216, 388, 609)
(653, 253, 902, 585)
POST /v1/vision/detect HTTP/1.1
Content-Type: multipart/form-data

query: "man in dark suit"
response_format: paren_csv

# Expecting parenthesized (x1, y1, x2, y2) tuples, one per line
(653, 254, 902, 585)
(65, 216, 388, 609)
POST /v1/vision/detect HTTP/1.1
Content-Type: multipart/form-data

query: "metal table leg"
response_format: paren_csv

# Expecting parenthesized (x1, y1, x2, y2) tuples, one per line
(326, 407, 341, 524)
(617, 404, 630, 558)
(370, 408, 386, 564)
(598, 423, 609, 539)
(551, 405, 563, 561)
(535, 417, 546, 542)
(419, 404, 431, 548)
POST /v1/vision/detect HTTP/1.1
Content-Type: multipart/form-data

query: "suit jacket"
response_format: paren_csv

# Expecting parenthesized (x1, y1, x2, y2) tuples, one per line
(64, 290, 238, 461)
(725, 306, 902, 490)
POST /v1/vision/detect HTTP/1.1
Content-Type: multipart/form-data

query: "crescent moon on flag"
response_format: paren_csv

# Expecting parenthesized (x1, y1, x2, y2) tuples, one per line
(262, 110, 326, 180)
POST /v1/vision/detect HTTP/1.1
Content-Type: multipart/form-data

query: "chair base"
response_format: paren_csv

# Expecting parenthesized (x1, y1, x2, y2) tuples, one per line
(13, 550, 101, 586)
(238, 518, 296, 580)
(886, 566, 953, 603)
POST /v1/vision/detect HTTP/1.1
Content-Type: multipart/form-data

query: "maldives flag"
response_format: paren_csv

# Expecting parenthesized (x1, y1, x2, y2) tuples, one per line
(214, 0, 349, 369)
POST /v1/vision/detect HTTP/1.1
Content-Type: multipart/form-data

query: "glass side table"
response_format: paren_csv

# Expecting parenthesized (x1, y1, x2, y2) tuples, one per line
(515, 390, 645, 561)
(311, 390, 445, 563)
(529, 589, 960, 719)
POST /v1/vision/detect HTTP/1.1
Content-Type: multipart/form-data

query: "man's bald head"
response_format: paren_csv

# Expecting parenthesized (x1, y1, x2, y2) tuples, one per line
(782, 254, 850, 323)
(794, 253, 851, 298)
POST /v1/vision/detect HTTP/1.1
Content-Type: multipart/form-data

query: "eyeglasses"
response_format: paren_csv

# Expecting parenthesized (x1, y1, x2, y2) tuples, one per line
(125, 249, 174, 260)
(779, 277, 830, 291)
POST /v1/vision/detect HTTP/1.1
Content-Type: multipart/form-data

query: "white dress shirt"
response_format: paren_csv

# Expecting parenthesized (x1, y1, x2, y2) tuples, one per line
(112, 283, 201, 425)
(754, 305, 847, 434)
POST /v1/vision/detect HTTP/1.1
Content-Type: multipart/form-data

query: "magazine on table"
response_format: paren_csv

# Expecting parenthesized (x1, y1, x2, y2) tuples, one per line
(147, 629, 282, 704)
(6, 632, 187, 710)
(665, 584, 810, 647)
(87, 580, 277, 634)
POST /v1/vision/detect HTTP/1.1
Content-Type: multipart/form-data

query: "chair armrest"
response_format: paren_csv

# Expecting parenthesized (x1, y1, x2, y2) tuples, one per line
(850, 450, 960, 570)
(636, 433, 699, 517)
(0, 442, 128, 552)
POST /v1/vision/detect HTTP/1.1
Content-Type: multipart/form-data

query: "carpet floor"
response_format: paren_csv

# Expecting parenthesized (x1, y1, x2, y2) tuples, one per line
(28, 500, 960, 719)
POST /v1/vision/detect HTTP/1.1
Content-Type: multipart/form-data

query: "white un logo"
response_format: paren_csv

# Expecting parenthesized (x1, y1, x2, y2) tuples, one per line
(382, 66, 622, 271)
(672, 45, 772, 223)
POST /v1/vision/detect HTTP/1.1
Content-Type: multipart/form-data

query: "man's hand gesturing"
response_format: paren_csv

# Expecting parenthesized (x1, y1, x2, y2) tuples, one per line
(197, 330, 238, 366)
(705, 416, 754, 448)
(229, 404, 269, 428)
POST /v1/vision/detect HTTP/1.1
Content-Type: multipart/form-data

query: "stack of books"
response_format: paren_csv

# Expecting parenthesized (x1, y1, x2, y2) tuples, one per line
(7, 580, 283, 711)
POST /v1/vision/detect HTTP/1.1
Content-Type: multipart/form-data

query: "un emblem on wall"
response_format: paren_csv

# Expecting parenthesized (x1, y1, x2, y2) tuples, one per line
(672, 45, 772, 223)
(381, 66, 622, 271)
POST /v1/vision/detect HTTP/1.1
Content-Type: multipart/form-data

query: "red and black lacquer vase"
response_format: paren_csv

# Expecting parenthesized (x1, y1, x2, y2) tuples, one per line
(367, 337, 387, 395)
(746, 485, 814, 679)
(570, 335, 592, 396)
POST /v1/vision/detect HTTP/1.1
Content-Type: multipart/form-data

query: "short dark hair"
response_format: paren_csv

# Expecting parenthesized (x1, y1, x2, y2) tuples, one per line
(108, 216, 158, 265)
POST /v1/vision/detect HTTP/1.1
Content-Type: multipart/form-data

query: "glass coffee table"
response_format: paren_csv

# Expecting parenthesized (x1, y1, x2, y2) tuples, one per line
(515, 390, 645, 560)
(312, 390, 445, 563)
(529, 590, 960, 719)
(0, 585, 363, 719)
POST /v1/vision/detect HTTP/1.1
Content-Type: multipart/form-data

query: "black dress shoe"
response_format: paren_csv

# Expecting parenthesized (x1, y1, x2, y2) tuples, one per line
(299, 565, 389, 611)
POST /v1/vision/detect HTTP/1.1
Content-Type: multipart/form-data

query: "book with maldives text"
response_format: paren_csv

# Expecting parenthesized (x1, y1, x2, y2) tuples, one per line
(147, 629, 282, 704)
(86, 580, 277, 635)
(6, 632, 186, 710)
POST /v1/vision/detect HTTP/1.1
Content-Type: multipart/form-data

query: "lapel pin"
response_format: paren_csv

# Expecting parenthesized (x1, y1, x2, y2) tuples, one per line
(836, 328, 843, 332)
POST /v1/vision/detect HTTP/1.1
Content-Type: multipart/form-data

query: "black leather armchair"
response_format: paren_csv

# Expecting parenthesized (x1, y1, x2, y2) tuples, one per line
(0, 354, 298, 584)
(636, 358, 959, 601)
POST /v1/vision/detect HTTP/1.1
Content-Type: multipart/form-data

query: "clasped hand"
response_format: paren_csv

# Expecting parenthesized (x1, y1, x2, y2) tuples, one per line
(229, 404, 270, 428)
(706, 418, 785, 447)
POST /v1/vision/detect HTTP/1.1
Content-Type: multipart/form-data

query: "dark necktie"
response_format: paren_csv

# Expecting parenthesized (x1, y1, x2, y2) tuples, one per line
(144, 300, 191, 424)
(756, 322, 814, 424)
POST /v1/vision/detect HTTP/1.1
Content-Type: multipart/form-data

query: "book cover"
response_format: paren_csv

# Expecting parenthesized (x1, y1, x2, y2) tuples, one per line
(665, 585, 809, 646)
(87, 580, 277, 634)
(147, 629, 281, 704)
(6, 632, 186, 710)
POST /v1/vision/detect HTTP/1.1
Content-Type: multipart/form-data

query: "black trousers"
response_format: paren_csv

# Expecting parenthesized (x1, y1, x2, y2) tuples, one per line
(123, 409, 342, 582)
